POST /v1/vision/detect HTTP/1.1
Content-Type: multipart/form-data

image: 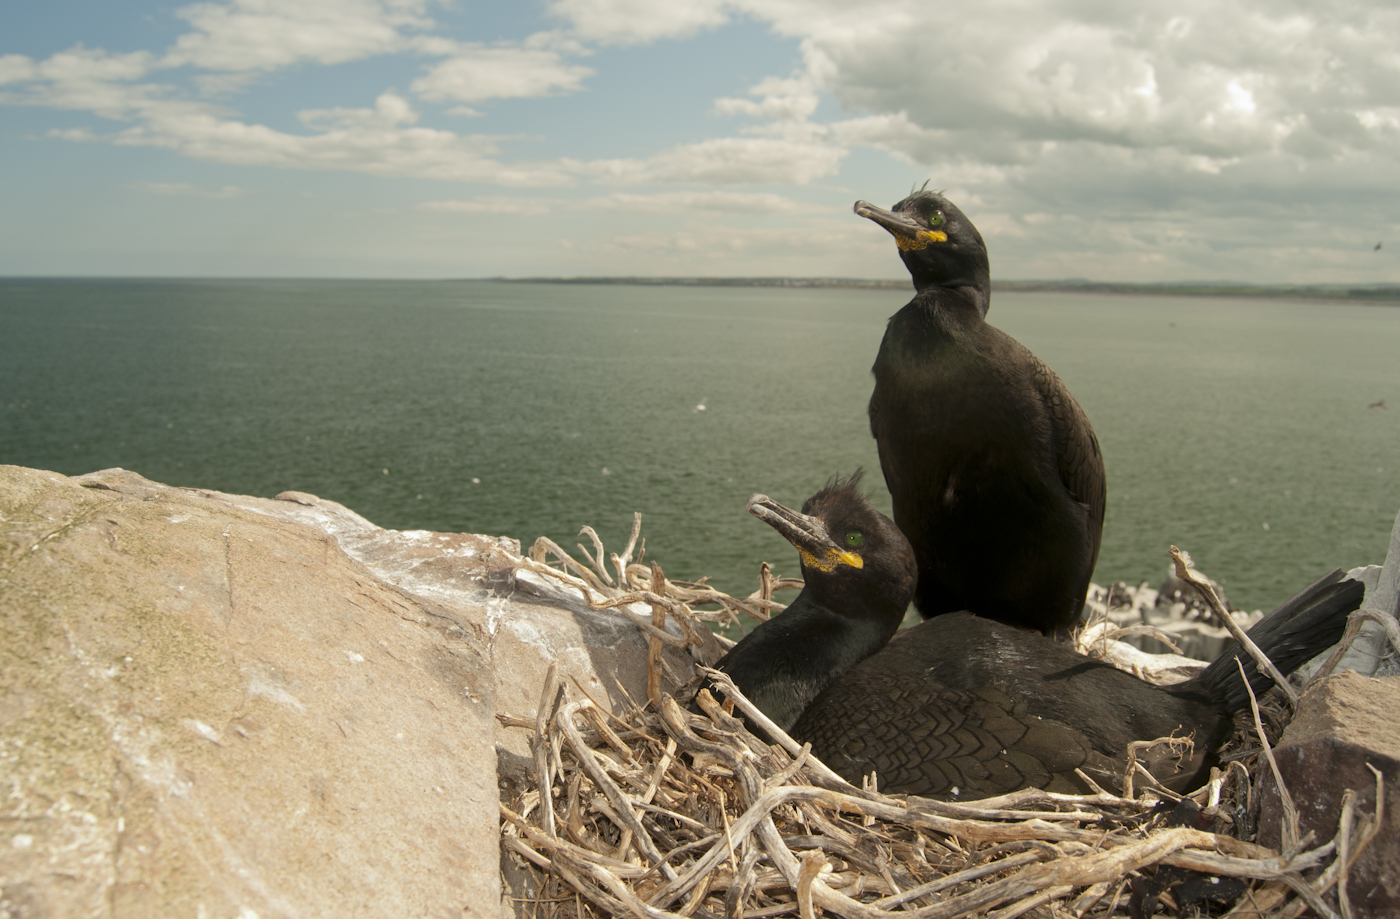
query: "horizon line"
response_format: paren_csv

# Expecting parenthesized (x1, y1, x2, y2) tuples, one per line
(3, 275, 1398, 302)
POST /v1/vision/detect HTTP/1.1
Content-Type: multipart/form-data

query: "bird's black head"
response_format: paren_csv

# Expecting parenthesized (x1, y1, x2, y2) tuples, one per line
(747, 472, 916, 624)
(854, 188, 990, 310)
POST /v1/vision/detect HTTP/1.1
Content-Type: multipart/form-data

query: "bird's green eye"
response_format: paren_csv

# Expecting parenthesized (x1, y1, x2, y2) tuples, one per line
(845, 531, 863, 548)
(929, 211, 945, 228)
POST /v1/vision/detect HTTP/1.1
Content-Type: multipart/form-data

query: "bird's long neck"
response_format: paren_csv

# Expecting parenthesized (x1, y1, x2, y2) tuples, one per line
(902, 243, 990, 317)
(716, 593, 899, 732)
(879, 288, 987, 368)
(911, 282, 988, 321)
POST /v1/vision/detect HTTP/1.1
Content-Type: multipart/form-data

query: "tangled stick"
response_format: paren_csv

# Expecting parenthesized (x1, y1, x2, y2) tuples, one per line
(503, 527, 1381, 918)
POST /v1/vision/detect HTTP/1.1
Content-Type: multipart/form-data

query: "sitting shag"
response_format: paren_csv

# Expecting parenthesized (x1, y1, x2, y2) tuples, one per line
(855, 189, 1105, 634)
(716, 476, 1362, 798)
(710, 472, 916, 733)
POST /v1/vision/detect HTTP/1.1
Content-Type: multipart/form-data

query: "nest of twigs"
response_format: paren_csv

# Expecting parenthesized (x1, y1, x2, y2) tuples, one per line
(500, 522, 1383, 919)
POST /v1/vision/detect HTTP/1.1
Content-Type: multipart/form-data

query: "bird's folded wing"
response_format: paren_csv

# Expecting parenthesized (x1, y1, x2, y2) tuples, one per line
(1032, 354, 1107, 564)
(797, 678, 1105, 798)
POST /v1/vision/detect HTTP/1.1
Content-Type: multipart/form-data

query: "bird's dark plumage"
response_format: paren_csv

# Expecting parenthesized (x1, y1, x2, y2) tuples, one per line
(720, 481, 1362, 799)
(855, 189, 1106, 633)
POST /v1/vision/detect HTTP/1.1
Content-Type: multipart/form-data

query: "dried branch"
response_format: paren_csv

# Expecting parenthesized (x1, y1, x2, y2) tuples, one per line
(612, 512, 643, 587)
(502, 517, 1379, 919)
(1237, 657, 1298, 853)
(1171, 545, 1298, 706)
(1309, 607, 1400, 683)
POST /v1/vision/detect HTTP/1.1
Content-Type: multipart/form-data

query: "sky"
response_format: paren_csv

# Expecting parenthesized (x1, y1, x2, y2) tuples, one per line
(2, 0, 1399, 282)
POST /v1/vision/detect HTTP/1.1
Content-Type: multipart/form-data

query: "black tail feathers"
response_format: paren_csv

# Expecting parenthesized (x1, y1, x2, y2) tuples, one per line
(1194, 569, 1363, 712)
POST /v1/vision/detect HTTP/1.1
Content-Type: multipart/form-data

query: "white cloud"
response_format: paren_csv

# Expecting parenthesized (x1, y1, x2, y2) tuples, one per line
(94, 92, 576, 186)
(299, 91, 417, 130)
(133, 181, 248, 197)
(411, 46, 592, 103)
(900, 139, 1400, 282)
(163, 0, 434, 71)
(417, 190, 824, 216)
(0, 54, 40, 85)
(34, 45, 157, 83)
(547, 0, 734, 45)
(45, 127, 99, 142)
(1357, 108, 1400, 132)
(715, 76, 818, 122)
(587, 190, 823, 214)
(191, 71, 262, 96)
(5, 37, 847, 190)
(0, 47, 163, 118)
(773, 0, 1400, 164)
(2, 49, 220, 131)
(1225, 80, 1256, 115)
(827, 113, 949, 165)
(418, 197, 554, 215)
(585, 219, 892, 276)
(579, 136, 846, 185)
(3, 41, 579, 186)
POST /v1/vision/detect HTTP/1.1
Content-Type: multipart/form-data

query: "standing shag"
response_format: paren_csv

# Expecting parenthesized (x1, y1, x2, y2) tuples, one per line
(855, 190, 1105, 633)
(717, 477, 1362, 798)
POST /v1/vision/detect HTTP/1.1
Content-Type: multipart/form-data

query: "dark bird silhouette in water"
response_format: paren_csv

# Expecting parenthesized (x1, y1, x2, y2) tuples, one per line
(854, 189, 1105, 634)
(1375, 242, 1383, 251)
(715, 477, 1362, 799)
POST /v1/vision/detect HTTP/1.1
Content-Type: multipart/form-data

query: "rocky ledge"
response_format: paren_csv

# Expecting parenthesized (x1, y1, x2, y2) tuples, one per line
(3, 464, 1399, 918)
(0, 465, 704, 918)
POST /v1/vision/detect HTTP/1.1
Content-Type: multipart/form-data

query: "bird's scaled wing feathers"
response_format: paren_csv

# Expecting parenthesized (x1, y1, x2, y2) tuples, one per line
(797, 679, 1120, 798)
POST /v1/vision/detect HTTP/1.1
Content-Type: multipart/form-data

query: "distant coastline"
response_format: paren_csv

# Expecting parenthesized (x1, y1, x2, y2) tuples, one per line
(494, 276, 1400, 303)
(5, 276, 1395, 303)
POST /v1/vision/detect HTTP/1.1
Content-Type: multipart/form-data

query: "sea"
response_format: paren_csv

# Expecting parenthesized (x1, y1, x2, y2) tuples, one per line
(2, 278, 1397, 613)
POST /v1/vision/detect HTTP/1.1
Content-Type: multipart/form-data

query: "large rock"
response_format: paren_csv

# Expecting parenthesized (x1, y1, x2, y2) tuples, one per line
(1257, 670, 1400, 919)
(0, 466, 702, 918)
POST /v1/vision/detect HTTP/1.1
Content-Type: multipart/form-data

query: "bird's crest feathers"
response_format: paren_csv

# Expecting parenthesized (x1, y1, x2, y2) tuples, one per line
(801, 470, 870, 518)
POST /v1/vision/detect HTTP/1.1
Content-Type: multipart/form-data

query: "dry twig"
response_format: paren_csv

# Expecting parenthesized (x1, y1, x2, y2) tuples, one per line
(1171, 545, 1297, 706)
(502, 523, 1380, 919)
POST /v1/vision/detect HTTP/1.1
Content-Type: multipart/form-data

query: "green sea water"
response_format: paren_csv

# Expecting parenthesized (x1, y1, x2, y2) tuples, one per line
(2, 278, 1397, 611)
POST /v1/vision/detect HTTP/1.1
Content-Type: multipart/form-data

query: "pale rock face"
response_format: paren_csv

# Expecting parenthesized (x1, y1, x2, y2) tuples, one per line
(1257, 670, 1400, 919)
(0, 465, 696, 918)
